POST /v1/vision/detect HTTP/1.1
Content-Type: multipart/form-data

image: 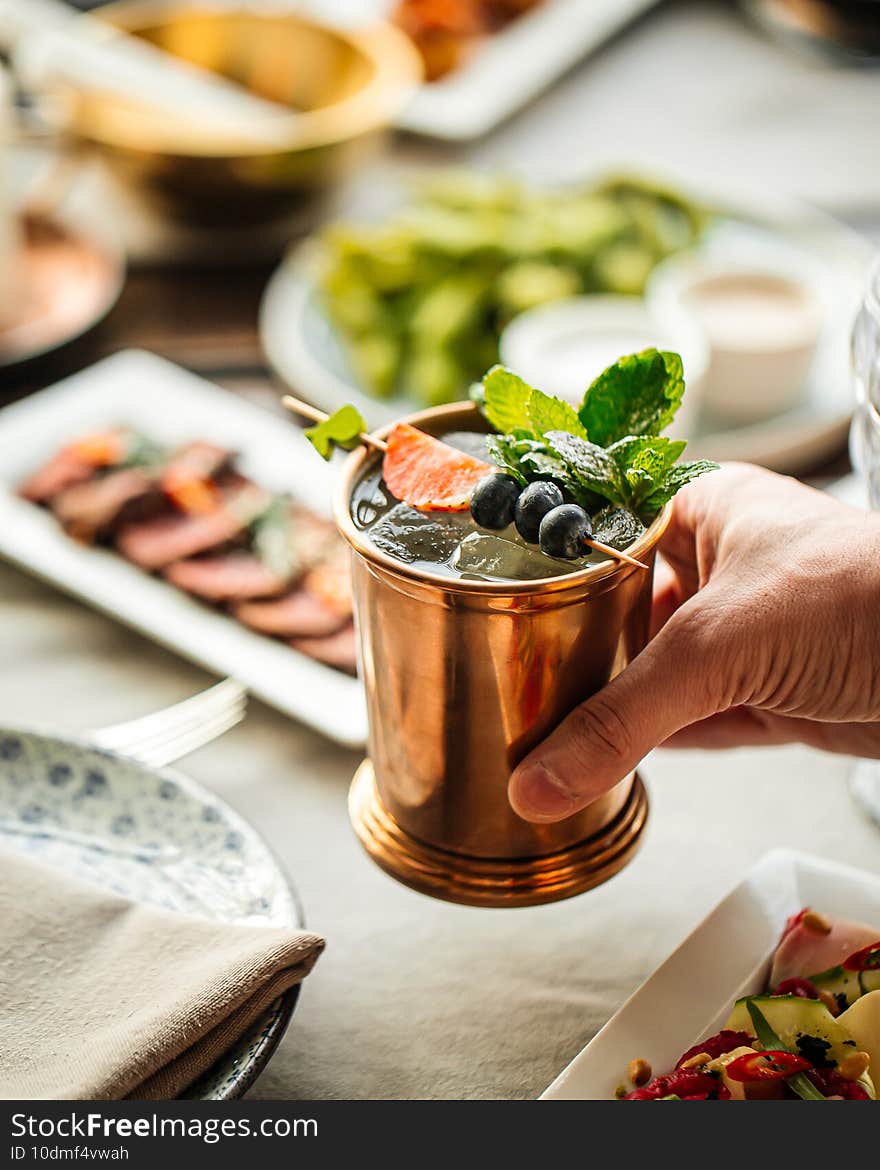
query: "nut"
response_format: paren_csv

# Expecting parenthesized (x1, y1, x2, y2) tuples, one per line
(627, 1058, 652, 1087)
(837, 1051, 870, 1081)
(802, 910, 832, 934)
(818, 989, 840, 1017)
(680, 1051, 712, 1070)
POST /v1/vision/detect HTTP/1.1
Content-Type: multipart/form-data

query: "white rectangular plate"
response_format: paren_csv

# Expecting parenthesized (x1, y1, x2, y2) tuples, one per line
(0, 350, 368, 747)
(542, 849, 880, 1099)
(394, 0, 661, 140)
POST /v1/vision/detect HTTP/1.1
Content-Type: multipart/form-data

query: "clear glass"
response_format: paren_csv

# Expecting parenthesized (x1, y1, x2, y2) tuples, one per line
(848, 254, 880, 826)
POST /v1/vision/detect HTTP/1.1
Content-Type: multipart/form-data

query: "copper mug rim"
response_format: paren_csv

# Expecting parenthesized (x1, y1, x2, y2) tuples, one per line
(332, 401, 671, 597)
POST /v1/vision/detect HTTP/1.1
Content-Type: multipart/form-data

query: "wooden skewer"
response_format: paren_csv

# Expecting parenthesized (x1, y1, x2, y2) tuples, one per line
(587, 539, 648, 572)
(283, 394, 646, 570)
(282, 395, 388, 454)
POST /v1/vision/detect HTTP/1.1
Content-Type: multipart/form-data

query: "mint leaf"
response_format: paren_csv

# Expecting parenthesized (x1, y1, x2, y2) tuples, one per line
(544, 431, 626, 506)
(481, 366, 588, 442)
(485, 434, 530, 485)
(578, 349, 685, 446)
(481, 366, 535, 436)
(640, 460, 719, 514)
(519, 449, 602, 510)
(608, 435, 687, 509)
(527, 387, 589, 441)
(305, 404, 367, 460)
(608, 435, 686, 478)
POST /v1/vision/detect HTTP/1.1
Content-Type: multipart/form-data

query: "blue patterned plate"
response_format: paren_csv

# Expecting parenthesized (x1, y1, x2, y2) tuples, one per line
(0, 727, 303, 1100)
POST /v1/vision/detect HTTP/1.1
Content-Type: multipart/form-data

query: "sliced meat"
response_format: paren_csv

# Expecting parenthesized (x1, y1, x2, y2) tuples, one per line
(164, 553, 287, 602)
(18, 448, 99, 504)
(234, 588, 347, 638)
(52, 468, 163, 543)
(163, 440, 232, 482)
(19, 430, 131, 504)
(18, 429, 138, 503)
(771, 912, 880, 986)
(159, 441, 235, 516)
(291, 625, 357, 674)
(117, 484, 268, 571)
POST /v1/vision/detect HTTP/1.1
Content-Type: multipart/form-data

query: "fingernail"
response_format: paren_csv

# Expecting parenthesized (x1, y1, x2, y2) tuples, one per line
(510, 762, 577, 821)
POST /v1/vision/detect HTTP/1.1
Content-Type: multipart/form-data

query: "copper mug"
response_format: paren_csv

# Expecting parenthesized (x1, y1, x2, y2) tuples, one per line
(335, 403, 669, 907)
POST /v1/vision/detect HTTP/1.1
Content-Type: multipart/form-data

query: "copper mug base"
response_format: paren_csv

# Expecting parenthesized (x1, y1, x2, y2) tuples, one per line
(349, 759, 649, 908)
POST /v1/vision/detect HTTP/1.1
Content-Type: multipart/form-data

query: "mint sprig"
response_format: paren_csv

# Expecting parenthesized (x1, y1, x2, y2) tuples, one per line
(478, 350, 717, 519)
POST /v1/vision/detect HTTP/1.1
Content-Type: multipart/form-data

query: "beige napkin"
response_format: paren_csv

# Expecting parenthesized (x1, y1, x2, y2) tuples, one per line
(0, 848, 324, 1100)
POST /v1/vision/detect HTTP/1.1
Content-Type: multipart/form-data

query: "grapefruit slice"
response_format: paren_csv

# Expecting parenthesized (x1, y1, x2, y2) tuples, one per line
(382, 423, 493, 512)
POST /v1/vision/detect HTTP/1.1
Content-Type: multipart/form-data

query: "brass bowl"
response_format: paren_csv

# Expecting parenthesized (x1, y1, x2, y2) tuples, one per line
(46, 1, 421, 235)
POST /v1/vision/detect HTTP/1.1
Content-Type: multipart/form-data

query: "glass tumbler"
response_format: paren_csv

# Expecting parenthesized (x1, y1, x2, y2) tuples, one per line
(848, 253, 880, 826)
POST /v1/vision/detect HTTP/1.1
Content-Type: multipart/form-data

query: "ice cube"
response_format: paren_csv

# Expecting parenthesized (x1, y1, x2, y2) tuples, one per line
(368, 503, 466, 565)
(351, 469, 391, 528)
(452, 531, 589, 581)
(591, 506, 645, 551)
(443, 431, 491, 460)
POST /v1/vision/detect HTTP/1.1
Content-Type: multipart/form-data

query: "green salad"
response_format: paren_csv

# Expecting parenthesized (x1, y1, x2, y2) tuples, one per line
(317, 173, 705, 407)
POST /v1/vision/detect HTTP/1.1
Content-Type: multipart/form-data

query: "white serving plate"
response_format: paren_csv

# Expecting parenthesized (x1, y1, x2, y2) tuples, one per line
(542, 849, 880, 1100)
(391, 0, 661, 141)
(0, 350, 368, 748)
(261, 177, 872, 474)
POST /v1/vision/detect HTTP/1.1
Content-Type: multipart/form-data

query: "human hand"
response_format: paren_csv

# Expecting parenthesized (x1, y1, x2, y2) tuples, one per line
(508, 464, 880, 823)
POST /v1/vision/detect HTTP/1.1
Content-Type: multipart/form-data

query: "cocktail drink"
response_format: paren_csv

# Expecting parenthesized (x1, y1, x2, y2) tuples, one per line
(307, 350, 716, 906)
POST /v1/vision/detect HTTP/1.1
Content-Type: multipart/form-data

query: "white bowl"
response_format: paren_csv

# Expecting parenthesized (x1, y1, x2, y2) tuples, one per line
(499, 295, 709, 439)
(648, 253, 824, 424)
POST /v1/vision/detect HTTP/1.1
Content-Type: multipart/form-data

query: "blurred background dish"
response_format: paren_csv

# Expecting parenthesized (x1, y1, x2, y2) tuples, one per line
(648, 251, 824, 425)
(0, 210, 125, 368)
(0, 350, 368, 746)
(498, 294, 709, 438)
(744, 0, 880, 59)
(25, 1, 422, 258)
(390, 0, 662, 139)
(260, 172, 705, 423)
(261, 169, 871, 471)
(0, 61, 21, 329)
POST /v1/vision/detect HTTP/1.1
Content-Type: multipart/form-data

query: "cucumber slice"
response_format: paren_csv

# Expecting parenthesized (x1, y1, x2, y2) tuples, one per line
(809, 966, 863, 1011)
(727, 995, 876, 1099)
(726, 995, 855, 1066)
(839, 992, 880, 1086)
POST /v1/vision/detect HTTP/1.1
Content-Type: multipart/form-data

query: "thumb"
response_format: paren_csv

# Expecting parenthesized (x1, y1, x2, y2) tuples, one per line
(508, 599, 722, 822)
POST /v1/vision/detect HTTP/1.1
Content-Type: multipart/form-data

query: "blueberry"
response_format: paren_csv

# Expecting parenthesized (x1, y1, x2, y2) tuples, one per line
(539, 504, 593, 560)
(470, 474, 521, 530)
(514, 481, 564, 543)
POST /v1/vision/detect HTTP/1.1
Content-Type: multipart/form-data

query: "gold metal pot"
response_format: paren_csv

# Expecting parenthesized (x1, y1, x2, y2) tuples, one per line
(41, 2, 421, 237)
(335, 403, 669, 908)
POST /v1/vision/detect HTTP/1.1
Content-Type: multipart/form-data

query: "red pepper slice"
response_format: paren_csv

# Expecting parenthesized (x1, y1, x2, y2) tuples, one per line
(725, 1050, 812, 1083)
(842, 941, 880, 973)
(772, 977, 819, 1000)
